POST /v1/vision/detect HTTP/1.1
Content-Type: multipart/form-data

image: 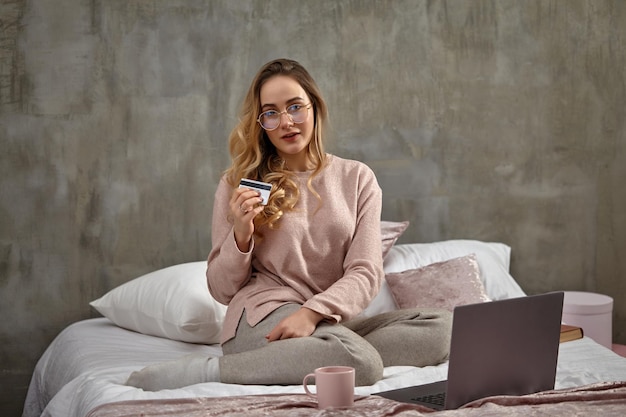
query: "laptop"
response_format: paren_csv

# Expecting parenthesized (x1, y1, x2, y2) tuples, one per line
(376, 292, 564, 410)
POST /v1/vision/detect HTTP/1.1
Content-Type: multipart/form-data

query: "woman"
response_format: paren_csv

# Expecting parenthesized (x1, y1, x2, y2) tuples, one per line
(127, 58, 451, 391)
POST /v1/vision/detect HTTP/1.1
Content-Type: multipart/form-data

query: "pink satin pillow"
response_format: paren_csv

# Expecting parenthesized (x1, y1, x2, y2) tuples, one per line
(385, 254, 491, 311)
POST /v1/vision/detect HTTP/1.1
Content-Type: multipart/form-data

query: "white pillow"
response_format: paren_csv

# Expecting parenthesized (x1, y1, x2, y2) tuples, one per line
(90, 262, 227, 344)
(361, 240, 526, 317)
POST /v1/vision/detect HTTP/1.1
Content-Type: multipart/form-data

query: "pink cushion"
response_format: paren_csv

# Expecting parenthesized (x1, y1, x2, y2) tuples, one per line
(381, 221, 409, 259)
(385, 254, 490, 311)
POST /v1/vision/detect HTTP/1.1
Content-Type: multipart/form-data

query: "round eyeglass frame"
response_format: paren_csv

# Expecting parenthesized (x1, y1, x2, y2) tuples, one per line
(256, 103, 312, 131)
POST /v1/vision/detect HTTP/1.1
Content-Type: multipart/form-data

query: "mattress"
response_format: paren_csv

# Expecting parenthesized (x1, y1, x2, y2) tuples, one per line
(23, 317, 626, 417)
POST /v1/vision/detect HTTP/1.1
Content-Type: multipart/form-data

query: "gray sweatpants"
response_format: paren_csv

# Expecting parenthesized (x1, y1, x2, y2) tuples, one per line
(220, 304, 452, 386)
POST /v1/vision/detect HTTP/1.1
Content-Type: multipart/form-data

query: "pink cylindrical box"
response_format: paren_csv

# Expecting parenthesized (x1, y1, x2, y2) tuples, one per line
(562, 291, 613, 349)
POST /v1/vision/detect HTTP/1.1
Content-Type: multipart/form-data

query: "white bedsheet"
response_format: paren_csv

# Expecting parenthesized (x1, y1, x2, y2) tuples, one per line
(23, 318, 626, 417)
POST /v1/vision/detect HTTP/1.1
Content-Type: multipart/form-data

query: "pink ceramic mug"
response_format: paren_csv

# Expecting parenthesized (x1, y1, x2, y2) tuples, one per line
(303, 366, 355, 409)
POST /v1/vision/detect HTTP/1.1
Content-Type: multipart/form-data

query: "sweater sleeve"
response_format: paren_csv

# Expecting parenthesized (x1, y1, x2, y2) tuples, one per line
(302, 165, 384, 323)
(206, 177, 254, 305)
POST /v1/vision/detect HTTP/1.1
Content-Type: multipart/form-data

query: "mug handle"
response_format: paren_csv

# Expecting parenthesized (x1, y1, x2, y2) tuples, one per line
(302, 373, 316, 398)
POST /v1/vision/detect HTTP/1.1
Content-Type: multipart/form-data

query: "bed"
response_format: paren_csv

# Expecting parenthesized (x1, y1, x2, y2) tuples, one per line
(23, 225, 626, 416)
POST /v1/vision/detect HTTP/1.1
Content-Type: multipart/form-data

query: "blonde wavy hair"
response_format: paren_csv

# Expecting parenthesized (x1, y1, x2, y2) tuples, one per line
(224, 59, 328, 234)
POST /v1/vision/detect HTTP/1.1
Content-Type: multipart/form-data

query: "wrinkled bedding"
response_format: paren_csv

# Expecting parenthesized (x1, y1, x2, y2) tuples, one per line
(23, 318, 626, 417)
(86, 382, 626, 417)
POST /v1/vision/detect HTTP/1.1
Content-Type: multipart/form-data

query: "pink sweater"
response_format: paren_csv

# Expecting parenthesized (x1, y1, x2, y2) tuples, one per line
(206, 155, 383, 344)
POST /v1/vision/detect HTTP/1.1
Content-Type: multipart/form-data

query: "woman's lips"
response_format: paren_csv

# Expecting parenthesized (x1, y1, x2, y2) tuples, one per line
(282, 131, 299, 141)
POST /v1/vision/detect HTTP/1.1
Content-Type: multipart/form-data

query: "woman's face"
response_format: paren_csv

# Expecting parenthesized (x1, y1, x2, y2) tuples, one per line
(259, 75, 314, 171)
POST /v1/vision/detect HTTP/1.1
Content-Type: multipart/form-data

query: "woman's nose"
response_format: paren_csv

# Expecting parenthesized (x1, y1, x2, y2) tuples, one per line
(279, 112, 294, 128)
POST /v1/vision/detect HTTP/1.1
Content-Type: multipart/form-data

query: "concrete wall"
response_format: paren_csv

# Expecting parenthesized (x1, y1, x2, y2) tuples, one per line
(1, 1, 625, 415)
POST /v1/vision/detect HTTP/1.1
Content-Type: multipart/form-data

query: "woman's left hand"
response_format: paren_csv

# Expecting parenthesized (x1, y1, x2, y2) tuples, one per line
(265, 307, 325, 342)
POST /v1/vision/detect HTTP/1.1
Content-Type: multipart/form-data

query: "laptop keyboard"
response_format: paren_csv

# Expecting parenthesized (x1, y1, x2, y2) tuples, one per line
(412, 392, 446, 407)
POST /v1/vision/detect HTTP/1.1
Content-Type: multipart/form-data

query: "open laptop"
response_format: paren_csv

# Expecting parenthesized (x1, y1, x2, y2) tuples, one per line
(376, 292, 564, 410)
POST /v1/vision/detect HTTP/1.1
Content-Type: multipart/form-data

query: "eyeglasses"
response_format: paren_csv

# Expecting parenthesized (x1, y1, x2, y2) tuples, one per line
(257, 103, 312, 131)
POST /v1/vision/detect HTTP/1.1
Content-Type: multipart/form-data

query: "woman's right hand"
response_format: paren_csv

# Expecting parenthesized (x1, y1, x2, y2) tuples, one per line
(230, 187, 265, 252)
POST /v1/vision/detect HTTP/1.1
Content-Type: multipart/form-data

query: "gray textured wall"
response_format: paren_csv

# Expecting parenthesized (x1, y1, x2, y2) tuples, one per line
(2, 1, 625, 415)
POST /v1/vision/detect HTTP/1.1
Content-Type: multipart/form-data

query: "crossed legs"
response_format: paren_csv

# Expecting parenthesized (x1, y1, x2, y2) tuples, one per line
(220, 304, 451, 386)
(126, 304, 452, 390)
